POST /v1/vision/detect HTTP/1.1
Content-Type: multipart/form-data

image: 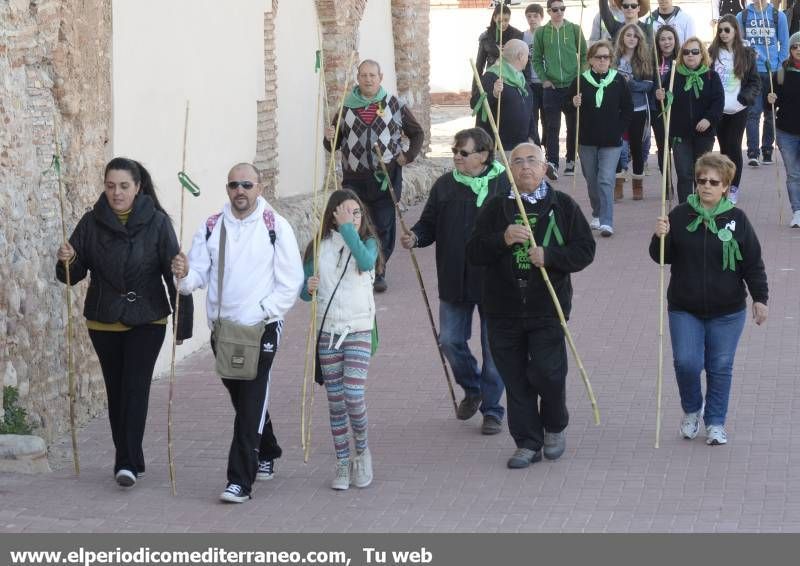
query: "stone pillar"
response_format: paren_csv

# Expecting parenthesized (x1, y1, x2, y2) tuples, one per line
(255, 3, 280, 199)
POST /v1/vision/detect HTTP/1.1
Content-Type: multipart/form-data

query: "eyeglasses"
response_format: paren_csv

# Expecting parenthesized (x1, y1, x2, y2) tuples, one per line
(621, 3, 639, 9)
(682, 48, 701, 56)
(351, 209, 363, 218)
(593, 54, 611, 60)
(451, 147, 479, 157)
(549, 6, 566, 13)
(511, 156, 544, 167)
(791, 44, 800, 50)
(718, 27, 734, 34)
(695, 177, 723, 187)
(226, 181, 256, 190)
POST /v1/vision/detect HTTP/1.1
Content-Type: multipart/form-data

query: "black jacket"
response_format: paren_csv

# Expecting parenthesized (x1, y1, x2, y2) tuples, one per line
(467, 186, 595, 319)
(475, 25, 527, 80)
(775, 64, 800, 136)
(664, 68, 725, 139)
(648, 203, 768, 319)
(410, 166, 511, 303)
(711, 46, 761, 108)
(566, 70, 633, 147)
(472, 71, 535, 148)
(56, 193, 193, 339)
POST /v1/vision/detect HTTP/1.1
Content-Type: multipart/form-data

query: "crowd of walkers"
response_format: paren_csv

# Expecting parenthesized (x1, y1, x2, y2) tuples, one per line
(53, 0, 800, 503)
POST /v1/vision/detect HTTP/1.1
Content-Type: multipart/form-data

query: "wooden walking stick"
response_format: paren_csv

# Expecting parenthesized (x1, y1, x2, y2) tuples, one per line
(168, 101, 200, 494)
(372, 144, 459, 416)
(323, 51, 357, 194)
(470, 59, 600, 425)
(300, 46, 332, 463)
(52, 120, 80, 476)
(655, 61, 678, 448)
(573, 1, 586, 192)
(763, 23, 785, 225)
(496, 13, 504, 150)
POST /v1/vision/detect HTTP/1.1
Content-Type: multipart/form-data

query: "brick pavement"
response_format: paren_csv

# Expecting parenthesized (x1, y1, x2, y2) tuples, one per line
(2, 111, 800, 533)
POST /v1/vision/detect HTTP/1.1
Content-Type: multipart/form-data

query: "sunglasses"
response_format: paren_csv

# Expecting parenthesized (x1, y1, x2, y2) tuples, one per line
(695, 177, 723, 187)
(621, 3, 639, 8)
(682, 48, 701, 56)
(226, 181, 256, 190)
(549, 6, 566, 13)
(593, 54, 611, 60)
(791, 44, 800, 50)
(718, 27, 734, 34)
(452, 147, 479, 157)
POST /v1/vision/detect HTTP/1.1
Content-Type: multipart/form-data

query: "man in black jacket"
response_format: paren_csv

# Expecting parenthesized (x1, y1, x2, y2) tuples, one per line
(401, 128, 510, 435)
(466, 143, 595, 468)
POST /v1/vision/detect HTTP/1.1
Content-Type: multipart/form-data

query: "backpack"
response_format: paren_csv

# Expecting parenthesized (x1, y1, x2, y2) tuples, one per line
(205, 209, 276, 245)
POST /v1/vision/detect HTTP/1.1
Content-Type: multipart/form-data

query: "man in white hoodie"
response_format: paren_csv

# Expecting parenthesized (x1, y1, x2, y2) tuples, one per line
(172, 162, 304, 503)
(649, 0, 695, 45)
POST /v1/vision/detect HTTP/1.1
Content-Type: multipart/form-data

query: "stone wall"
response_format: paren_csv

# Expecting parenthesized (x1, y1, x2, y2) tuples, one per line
(254, 1, 279, 200)
(1, 0, 112, 440)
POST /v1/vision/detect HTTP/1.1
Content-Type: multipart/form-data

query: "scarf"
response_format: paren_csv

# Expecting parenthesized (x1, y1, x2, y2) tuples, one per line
(581, 69, 618, 107)
(452, 160, 505, 207)
(343, 86, 388, 109)
(486, 59, 529, 97)
(686, 194, 742, 271)
(677, 64, 709, 98)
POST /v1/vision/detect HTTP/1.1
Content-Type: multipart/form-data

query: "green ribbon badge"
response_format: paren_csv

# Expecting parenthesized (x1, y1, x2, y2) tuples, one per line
(315, 50, 321, 73)
(472, 92, 488, 122)
(177, 171, 201, 196)
(658, 90, 674, 120)
(373, 169, 390, 192)
(42, 153, 62, 177)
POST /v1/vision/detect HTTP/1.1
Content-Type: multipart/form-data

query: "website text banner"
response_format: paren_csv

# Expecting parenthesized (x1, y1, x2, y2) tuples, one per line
(0, 534, 792, 566)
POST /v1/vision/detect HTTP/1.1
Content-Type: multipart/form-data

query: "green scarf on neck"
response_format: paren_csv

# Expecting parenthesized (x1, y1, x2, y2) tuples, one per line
(452, 161, 505, 207)
(686, 194, 742, 271)
(581, 69, 618, 108)
(486, 59, 529, 97)
(677, 64, 709, 98)
(344, 86, 388, 109)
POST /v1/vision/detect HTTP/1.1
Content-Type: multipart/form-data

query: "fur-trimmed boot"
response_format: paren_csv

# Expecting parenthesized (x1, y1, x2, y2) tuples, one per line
(614, 173, 625, 201)
(632, 174, 644, 200)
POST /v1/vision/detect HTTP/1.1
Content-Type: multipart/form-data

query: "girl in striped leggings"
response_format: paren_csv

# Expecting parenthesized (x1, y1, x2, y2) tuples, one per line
(301, 189, 382, 490)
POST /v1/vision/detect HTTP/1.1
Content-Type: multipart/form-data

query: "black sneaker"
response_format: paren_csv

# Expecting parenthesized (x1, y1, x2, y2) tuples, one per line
(456, 395, 481, 420)
(373, 274, 387, 293)
(748, 156, 760, 167)
(256, 459, 274, 481)
(563, 161, 575, 176)
(115, 469, 136, 487)
(220, 483, 251, 503)
(761, 151, 774, 165)
(546, 162, 559, 181)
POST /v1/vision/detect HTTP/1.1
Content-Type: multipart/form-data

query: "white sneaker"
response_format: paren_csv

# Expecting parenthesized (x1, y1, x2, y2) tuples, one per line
(748, 157, 760, 167)
(590, 217, 600, 230)
(680, 410, 702, 439)
(220, 483, 251, 503)
(331, 459, 350, 490)
(706, 424, 728, 445)
(789, 210, 800, 228)
(599, 225, 614, 237)
(115, 469, 136, 487)
(727, 185, 739, 205)
(351, 448, 373, 488)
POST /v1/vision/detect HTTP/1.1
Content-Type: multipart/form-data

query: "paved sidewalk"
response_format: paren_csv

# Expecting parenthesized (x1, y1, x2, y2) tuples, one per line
(3, 114, 800, 533)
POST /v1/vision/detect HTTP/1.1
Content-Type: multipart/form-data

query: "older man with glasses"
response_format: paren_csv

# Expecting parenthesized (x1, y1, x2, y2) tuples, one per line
(467, 143, 595, 469)
(401, 128, 510, 435)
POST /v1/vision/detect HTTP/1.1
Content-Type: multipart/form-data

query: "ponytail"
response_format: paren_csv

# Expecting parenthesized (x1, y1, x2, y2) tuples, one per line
(104, 157, 168, 216)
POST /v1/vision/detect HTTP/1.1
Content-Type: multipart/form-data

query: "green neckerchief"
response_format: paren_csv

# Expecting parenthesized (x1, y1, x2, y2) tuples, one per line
(676, 64, 709, 98)
(486, 59, 528, 97)
(452, 161, 505, 207)
(581, 69, 618, 108)
(686, 194, 742, 271)
(343, 86, 388, 109)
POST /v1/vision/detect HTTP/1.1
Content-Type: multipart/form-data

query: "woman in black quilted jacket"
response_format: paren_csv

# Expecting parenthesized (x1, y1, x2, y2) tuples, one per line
(56, 157, 193, 489)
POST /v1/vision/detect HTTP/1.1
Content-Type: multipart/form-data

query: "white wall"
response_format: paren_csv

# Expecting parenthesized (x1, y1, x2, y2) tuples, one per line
(112, 0, 270, 370)
(274, 0, 326, 198)
(359, 0, 398, 95)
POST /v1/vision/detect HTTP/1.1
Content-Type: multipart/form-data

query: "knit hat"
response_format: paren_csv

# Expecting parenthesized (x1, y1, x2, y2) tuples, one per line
(790, 31, 800, 47)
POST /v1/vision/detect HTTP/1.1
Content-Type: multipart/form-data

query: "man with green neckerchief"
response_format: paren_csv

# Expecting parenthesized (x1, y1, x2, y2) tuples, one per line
(650, 152, 768, 447)
(400, 128, 510, 435)
(324, 59, 424, 293)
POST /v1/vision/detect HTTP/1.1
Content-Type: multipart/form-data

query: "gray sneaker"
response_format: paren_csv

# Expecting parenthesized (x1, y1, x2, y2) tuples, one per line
(481, 415, 503, 435)
(706, 425, 728, 445)
(456, 395, 481, 420)
(680, 409, 702, 439)
(543, 430, 566, 460)
(352, 449, 373, 488)
(331, 459, 350, 490)
(506, 447, 542, 469)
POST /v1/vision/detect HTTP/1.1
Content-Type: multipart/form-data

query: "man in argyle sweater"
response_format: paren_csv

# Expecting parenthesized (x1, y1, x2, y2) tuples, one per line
(324, 59, 424, 292)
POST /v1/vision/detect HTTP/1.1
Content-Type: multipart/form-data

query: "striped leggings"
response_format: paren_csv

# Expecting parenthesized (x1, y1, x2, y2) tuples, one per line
(319, 330, 371, 460)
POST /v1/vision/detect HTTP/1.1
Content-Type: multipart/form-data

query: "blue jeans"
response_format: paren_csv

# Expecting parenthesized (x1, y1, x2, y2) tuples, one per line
(439, 301, 505, 420)
(668, 309, 746, 426)
(745, 72, 776, 158)
(579, 144, 622, 227)
(616, 139, 630, 174)
(776, 129, 800, 212)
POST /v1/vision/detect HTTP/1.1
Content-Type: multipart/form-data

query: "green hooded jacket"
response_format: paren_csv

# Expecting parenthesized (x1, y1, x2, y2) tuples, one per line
(531, 21, 587, 88)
